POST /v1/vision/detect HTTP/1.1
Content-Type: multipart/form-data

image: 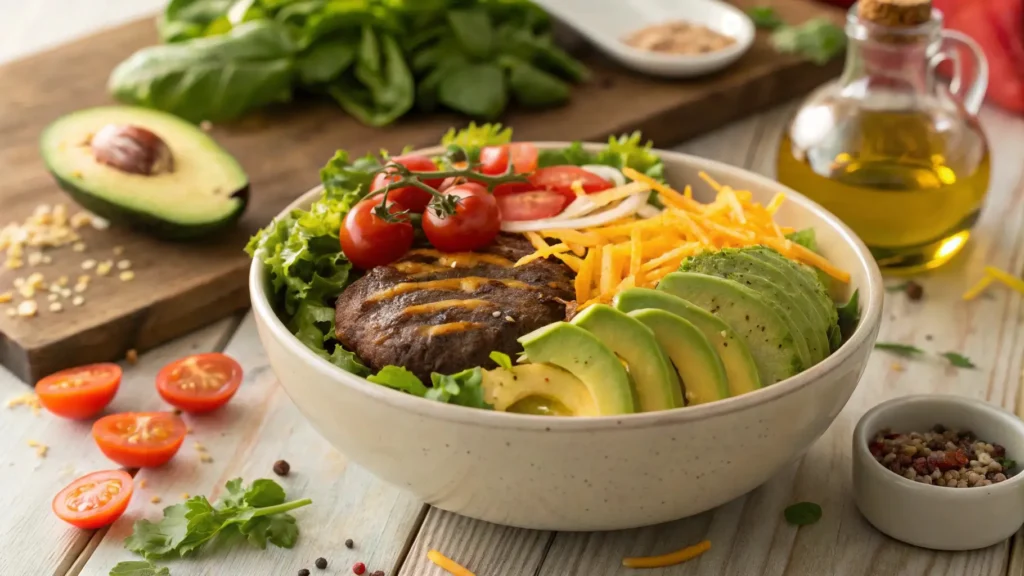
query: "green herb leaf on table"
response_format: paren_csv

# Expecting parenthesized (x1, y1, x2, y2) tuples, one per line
(748, 7, 784, 30)
(489, 351, 514, 371)
(784, 502, 822, 526)
(771, 18, 847, 65)
(328, 29, 415, 127)
(940, 352, 976, 369)
(109, 559, 170, 576)
(885, 282, 911, 293)
(874, 342, 925, 357)
(368, 366, 429, 397)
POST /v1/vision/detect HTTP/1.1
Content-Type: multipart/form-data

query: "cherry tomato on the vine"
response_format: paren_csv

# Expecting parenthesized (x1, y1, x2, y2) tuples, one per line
(478, 143, 538, 176)
(52, 470, 133, 529)
(496, 191, 568, 221)
(340, 197, 415, 269)
(528, 166, 614, 205)
(371, 154, 441, 212)
(423, 183, 501, 252)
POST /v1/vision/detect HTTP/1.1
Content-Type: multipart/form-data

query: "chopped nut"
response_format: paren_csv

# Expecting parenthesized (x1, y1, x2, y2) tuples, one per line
(491, 311, 501, 318)
(72, 242, 86, 252)
(36, 445, 48, 458)
(117, 259, 131, 270)
(72, 296, 85, 307)
(194, 441, 207, 452)
(13, 278, 24, 288)
(113, 245, 125, 256)
(27, 252, 43, 266)
(5, 309, 15, 317)
(60, 289, 72, 298)
(73, 283, 88, 294)
(119, 270, 135, 282)
(47, 293, 58, 302)
(504, 315, 515, 323)
(150, 496, 162, 504)
(126, 349, 138, 365)
(16, 300, 37, 317)
(138, 479, 147, 489)
(5, 258, 23, 269)
(97, 260, 113, 276)
(181, 493, 190, 499)
(41, 255, 52, 264)
(81, 259, 96, 270)
(49, 302, 63, 313)
(891, 362, 905, 372)
(70, 212, 92, 228)
(5, 393, 41, 415)
(0, 292, 11, 304)
(91, 217, 110, 230)
(200, 454, 214, 463)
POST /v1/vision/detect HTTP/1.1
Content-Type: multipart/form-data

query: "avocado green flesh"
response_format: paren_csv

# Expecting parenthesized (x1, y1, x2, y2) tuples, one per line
(506, 396, 573, 416)
(518, 322, 635, 415)
(481, 364, 598, 416)
(681, 250, 828, 365)
(628, 309, 729, 405)
(657, 273, 803, 386)
(40, 106, 247, 236)
(614, 288, 761, 396)
(571, 304, 683, 411)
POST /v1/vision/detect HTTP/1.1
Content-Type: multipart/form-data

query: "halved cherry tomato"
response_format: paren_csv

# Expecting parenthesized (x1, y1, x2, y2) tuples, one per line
(36, 363, 121, 419)
(92, 412, 187, 468)
(156, 353, 243, 414)
(423, 183, 501, 252)
(340, 196, 415, 269)
(528, 166, 613, 205)
(496, 191, 568, 221)
(370, 154, 442, 212)
(52, 469, 133, 529)
(478, 143, 538, 175)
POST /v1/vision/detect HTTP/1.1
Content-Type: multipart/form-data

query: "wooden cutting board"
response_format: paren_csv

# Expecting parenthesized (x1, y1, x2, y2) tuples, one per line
(0, 0, 843, 384)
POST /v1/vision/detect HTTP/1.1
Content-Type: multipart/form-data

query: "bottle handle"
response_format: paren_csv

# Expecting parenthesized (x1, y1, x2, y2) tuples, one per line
(937, 29, 989, 115)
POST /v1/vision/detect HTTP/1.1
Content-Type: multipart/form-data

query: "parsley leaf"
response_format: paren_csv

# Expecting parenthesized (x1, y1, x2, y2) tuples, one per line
(124, 479, 311, 561)
(940, 352, 976, 369)
(489, 351, 514, 371)
(784, 502, 822, 526)
(874, 342, 925, 356)
(109, 560, 170, 576)
(998, 458, 1017, 471)
(748, 7, 784, 30)
(771, 18, 846, 65)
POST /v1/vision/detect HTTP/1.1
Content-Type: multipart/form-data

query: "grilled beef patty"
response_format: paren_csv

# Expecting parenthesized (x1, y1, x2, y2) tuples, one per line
(334, 235, 574, 382)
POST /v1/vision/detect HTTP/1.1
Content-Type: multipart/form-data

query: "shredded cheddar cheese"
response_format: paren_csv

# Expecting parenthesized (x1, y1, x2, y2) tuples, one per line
(427, 549, 476, 576)
(622, 539, 712, 568)
(963, 266, 1024, 300)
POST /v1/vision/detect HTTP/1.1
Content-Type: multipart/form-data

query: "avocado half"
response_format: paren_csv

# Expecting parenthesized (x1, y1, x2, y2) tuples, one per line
(40, 106, 248, 240)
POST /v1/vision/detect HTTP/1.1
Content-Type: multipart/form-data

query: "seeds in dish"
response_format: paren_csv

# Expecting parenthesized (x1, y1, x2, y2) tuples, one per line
(247, 125, 859, 417)
(623, 21, 737, 55)
(869, 425, 1016, 487)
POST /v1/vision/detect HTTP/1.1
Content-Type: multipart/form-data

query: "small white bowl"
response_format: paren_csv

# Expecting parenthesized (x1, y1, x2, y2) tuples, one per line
(853, 395, 1024, 551)
(534, 0, 755, 78)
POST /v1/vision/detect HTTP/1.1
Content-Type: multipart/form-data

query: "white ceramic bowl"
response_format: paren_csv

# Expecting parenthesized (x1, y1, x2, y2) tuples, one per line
(250, 143, 884, 531)
(533, 0, 755, 78)
(853, 395, 1024, 551)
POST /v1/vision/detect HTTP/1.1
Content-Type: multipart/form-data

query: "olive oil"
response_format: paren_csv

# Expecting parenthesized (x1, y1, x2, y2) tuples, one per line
(778, 109, 990, 273)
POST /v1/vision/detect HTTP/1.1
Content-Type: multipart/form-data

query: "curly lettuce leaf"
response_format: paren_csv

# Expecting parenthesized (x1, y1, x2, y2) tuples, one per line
(429, 368, 492, 409)
(440, 122, 512, 161)
(368, 366, 429, 396)
(786, 228, 818, 252)
(537, 131, 664, 180)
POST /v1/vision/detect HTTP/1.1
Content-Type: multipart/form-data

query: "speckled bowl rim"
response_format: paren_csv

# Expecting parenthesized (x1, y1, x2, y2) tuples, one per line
(853, 394, 1024, 497)
(249, 142, 885, 432)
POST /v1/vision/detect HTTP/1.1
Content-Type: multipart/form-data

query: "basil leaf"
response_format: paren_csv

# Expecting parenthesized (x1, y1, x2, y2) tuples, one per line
(437, 63, 507, 119)
(448, 9, 494, 59)
(784, 502, 822, 526)
(329, 30, 414, 127)
(507, 58, 571, 107)
(297, 37, 357, 84)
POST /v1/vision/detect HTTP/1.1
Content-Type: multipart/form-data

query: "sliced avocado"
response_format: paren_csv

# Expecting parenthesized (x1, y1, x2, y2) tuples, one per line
(614, 288, 761, 396)
(571, 304, 683, 411)
(518, 322, 635, 415)
(627, 309, 728, 405)
(681, 249, 829, 366)
(746, 247, 841, 352)
(40, 106, 248, 240)
(481, 364, 598, 416)
(657, 272, 803, 385)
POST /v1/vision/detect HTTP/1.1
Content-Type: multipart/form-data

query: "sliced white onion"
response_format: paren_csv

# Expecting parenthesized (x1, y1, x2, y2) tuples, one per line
(501, 191, 650, 233)
(637, 204, 663, 219)
(581, 164, 626, 187)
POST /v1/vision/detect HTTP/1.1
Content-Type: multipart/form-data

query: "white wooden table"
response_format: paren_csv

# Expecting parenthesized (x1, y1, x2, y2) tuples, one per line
(5, 6, 1024, 576)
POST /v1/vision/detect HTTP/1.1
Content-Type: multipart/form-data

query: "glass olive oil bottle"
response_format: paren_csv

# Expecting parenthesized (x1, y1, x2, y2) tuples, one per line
(777, 0, 990, 273)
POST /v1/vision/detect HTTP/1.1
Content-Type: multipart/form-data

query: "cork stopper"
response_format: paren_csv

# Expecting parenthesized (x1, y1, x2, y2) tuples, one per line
(858, 0, 932, 27)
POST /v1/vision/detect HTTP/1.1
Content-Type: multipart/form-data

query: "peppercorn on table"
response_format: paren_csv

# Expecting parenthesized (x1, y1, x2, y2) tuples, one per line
(4, 5, 1024, 576)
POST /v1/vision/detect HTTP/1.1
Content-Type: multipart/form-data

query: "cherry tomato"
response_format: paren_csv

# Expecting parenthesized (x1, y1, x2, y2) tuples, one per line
(36, 363, 121, 419)
(370, 155, 441, 212)
(478, 143, 538, 175)
(423, 183, 501, 252)
(528, 166, 614, 205)
(92, 412, 187, 468)
(156, 353, 242, 414)
(52, 470, 133, 529)
(340, 197, 415, 269)
(496, 191, 568, 221)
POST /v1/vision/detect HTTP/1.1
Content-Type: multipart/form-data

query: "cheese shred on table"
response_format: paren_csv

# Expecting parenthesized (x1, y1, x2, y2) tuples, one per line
(963, 266, 1024, 300)
(427, 549, 476, 576)
(622, 539, 712, 568)
(515, 167, 851, 310)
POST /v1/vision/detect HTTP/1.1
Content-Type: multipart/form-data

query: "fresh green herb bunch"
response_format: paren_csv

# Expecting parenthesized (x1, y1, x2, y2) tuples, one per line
(110, 0, 588, 126)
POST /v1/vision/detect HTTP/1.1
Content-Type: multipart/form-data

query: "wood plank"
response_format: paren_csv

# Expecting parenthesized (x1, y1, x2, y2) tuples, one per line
(0, 0, 847, 383)
(76, 314, 426, 576)
(532, 104, 1024, 576)
(0, 316, 237, 576)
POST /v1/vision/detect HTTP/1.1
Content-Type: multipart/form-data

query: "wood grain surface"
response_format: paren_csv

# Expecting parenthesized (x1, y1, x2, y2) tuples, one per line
(0, 0, 844, 384)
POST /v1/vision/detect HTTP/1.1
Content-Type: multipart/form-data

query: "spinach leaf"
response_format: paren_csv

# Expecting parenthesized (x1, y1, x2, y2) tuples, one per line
(438, 63, 507, 118)
(328, 28, 414, 127)
(448, 8, 494, 59)
(297, 37, 357, 84)
(506, 58, 571, 107)
(110, 20, 296, 123)
(159, 0, 235, 42)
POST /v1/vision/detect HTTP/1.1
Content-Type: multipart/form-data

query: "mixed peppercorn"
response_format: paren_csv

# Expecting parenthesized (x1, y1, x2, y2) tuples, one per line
(869, 425, 1016, 487)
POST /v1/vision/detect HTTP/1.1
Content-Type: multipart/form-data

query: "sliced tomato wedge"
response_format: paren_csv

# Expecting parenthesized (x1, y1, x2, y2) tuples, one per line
(478, 143, 539, 175)
(36, 363, 121, 419)
(528, 166, 614, 204)
(496, 191, 569, 221)
(156, 353, 243, 414)
(92, 412, 187, 468)
(52, 470, 133, 529)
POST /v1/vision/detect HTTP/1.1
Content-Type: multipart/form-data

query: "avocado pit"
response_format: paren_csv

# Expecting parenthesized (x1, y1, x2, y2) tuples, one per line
(90, 124, 174, 176)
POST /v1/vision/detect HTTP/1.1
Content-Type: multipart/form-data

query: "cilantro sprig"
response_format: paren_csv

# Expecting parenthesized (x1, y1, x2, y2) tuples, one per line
(874, 342, 976, 369)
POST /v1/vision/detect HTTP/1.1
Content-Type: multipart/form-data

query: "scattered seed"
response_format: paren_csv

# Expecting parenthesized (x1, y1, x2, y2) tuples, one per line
(315, 557, 328, 569)
(0, 292, 11, 304)
(91, 217, 110, 230)
(26, 439, 40, 447)
(97, 260, 113, 276)
(194, 441, 207, 452)
(891, 362, 905, 372)
(27, 253, 43, 266)
(115, 259, 131, 271)
(181, 493, 190, 499)
(298, 570, 311, 576)
(18, 285, 35, 298)
(47, 293, 58, 302)
(125, 349, 138, 365)
(5, 392, 42, 415)
(138, 479, 147, 489)
(16, 300, 37, 317)
(5, 309, 15, 317)
(273, 459, 291, 476)
(72, 242, 86, 252)
(200, 120, 213, 132)
(4, 259, 23, 269)
(81, 259, 96, 270)
(73, 283, 88, 294)
(49, 302, 63, 313)
(345, 539, 354, 549)
(77, 274, 90, 284)
(72, 296, 85, 307)
(505, 315, 515, 323)
(185, 425, 193, 434)
(35, 444, 48, 458)
(13, 278, 24, 288)
(151, 496, 162, 504)
(200, 454, 214, 463)
(41, 255, 52, 264)
(491, 310, 501, 318)
(119, 270, 135, 282)
(113, 245, 125, 256)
